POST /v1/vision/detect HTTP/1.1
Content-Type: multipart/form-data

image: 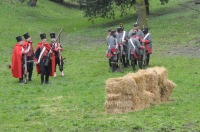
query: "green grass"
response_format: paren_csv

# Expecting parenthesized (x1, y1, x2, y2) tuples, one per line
(0, 0, 200, 131)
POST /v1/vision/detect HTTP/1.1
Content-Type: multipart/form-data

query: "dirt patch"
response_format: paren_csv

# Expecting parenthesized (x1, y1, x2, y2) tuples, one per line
(167, 46, 200, 58)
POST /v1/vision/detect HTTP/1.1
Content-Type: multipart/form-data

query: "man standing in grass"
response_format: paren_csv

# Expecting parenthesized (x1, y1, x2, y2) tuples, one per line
(142, 27, 152, 66)
(34, 33, 55, 84)
(50, 33, 64, 77)
(107, 30, 119, 72)
(23, 33, 34, 81)
(11, 36, 28, 84)
(128, 31, 144, 70)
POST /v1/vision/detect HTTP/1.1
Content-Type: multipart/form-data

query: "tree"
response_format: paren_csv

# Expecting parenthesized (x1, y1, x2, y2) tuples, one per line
(136, 0, 147, 29)
(83, 0, 169, 27)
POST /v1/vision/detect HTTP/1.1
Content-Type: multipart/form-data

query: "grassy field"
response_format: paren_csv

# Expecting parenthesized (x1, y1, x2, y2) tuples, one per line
(0, 0, 200, 131)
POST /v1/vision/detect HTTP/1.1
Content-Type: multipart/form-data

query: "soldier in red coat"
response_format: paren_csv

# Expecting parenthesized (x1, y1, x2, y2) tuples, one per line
(34, 33, 55, 84)
(23, 33, 34, 81)
(50, 33, 64, 77)
(11, 36, 27, 83)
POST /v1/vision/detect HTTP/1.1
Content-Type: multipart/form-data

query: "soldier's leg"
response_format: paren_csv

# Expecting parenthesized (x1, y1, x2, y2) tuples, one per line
(146, 54, 150, 65)
(109, 59, 111, 67)
(126, 54, 130, 66)
(111, 55, 117, 72)
(138, 56, 143, 69)
(130, 55, 136, 71)
(40, 61, 45, 84)
(45, 64, 50, 84)
(28, 62, 33, 81)
(122, 54, 127, 67)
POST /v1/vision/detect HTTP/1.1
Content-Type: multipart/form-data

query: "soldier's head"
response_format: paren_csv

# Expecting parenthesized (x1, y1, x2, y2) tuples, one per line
(133, 23, 139, 30)
(50, 33, 56, 42)
(110, 30, 116, 37)
(23, 33, 31, 42)
(143, 27, 148, 34)
(116, 27, 122, 33)
(131, 30, 137, 37)
(40, 33, 46, 44)
(16, 36, 23, 44)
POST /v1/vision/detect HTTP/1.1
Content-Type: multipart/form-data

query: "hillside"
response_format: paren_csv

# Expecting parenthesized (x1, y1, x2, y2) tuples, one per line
(0, 0, 200, 131)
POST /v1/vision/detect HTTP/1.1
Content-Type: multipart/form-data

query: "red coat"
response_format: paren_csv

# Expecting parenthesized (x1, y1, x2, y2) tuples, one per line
(23, 41, 34, 57)
(35, 42, 55, 76)
(11, 43, 23, 78)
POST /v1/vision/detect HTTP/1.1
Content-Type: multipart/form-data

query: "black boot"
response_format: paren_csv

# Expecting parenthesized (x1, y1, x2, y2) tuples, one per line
(122, 55, 127, 67)
(138, 60, 143, 69)
(146, 54, 150, 66)
(132, 61, 136, 71)
(19, 78, 23, 84)
(28, 71, 32, 81)
(111, 62, 116, 72)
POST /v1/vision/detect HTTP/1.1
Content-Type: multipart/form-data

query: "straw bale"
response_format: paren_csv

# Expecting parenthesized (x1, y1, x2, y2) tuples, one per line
(106, 94, 132, 101)
(106, 78, 124, 94)
(105, 67, 176, 114)
(160, 79, 176, 102)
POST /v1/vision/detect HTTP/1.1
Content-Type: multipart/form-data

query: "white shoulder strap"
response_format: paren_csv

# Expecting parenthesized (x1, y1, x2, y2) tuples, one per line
(122, 31, 126, 41)
(143, 33, 150, 40)
(130, 39, 135, 51)
(38, 47, 46, 63)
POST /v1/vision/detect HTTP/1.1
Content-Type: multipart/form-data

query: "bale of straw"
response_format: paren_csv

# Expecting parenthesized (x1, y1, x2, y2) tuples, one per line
(105, 67, 176, 114)
(160, 79, 176, 102)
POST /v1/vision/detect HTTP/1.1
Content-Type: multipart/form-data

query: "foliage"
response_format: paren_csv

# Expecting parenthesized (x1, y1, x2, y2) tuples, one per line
(0, 0, 200, 131)
(83, 0, 170, 19)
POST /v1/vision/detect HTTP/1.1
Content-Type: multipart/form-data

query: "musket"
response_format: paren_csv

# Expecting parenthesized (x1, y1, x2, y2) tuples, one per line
(44, 29, 63, 66)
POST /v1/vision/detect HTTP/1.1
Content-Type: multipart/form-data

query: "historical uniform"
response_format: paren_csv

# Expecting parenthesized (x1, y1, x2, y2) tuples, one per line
(34, 33, 55, 84)
(23, 33, 34, 81)
(50, 32, 64, 77)
(106, 30, 119, 72)
(106, 29, 112, 67)
(142, 27, 152, 66)
(128, 31, 144, 70)
(11, 36, 28, 83)
(120, 24, 129, 67)
(128, 23, 144, 39)
(116, 27, 123, 66)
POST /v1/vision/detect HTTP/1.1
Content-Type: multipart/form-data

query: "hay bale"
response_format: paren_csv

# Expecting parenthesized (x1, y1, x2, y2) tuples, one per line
(105, 66, 176, 114)
(160, 79, 176, 102)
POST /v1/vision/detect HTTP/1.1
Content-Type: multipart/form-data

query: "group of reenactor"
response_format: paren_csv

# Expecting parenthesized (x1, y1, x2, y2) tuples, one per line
(106, 23, 152, 72)
(11, 32, 65, 84)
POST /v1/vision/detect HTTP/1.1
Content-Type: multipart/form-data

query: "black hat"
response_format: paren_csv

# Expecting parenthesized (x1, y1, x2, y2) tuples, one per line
(23, 33, 30, 39)
(134, 23, 138, 27)
(16, 36, 23, 42)
(110, 30, 116, 35)
(40, 33, 46, 40)
(50, 33, 55, 38)
(116, 27, 122, 32)
(143, 27, 148, 34)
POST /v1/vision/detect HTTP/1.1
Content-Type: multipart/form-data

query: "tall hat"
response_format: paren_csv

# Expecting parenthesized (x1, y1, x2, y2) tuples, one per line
(50, 32, 55, 38)
(110, 30, 116, 35)
(40, 33, 46, 39)
(16, 36, 23, 42)
(143, 27, 148, 34)
(23, 33, 30, 39)
(116, 27, 122, 32)
(134, 22, 138, 27)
